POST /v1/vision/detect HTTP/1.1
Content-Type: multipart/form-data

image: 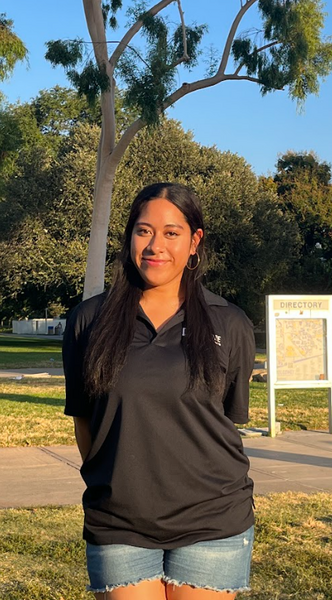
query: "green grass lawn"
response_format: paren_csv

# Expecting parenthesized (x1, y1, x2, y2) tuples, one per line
(0, 335, 267, 370)
(0, 335, 62, 369)
(0, 378, 330, 447)
(0, 493, 331, 599)
(249, 381, 330, 432)
(0, 336, 268, 370)
(0, 338, 330, 446)
(0, 340, 331, 599)
(0, 378, 75, 446)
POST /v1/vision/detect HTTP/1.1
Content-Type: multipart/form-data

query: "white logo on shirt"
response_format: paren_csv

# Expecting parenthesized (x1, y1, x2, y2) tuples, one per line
(182, 328, 221, 346)
(213, 335, 222, 346)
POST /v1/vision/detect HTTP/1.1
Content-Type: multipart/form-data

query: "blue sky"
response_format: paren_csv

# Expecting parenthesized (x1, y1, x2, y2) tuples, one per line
(2, 0, 332, 176)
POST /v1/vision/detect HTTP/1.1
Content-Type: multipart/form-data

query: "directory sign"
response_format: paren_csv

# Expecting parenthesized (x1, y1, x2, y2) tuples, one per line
(266, 295, 332, 437)
(276, 318, 327, 382)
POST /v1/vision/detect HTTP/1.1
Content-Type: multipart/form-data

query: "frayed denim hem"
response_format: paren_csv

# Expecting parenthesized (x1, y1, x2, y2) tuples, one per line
(162, 576, 251, 594)
(86, 574, 163, 593)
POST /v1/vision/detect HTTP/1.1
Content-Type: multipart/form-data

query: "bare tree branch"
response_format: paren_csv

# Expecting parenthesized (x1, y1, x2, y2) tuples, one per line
(217, 0, 257, 76)
(225, 74, 261, 84)
(162, 68, 264, 112)
(160, 0, 261, 100)
(163, 76, 225, 110)
(109, 0, 175, 71)
(110, 117, 146, 167)
(169, 55, 189, 69)
(256, 40, 281, 54)
(230, 74, 283, 89)
(163, 32, 261, 109)
(176, 0, 189, 61)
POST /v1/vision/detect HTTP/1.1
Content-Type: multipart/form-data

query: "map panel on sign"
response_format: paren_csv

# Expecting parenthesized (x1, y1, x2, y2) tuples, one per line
(276, 318, 327, 381)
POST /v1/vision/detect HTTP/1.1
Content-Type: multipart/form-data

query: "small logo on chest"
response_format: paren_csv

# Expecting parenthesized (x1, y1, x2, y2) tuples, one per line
(213, 334, 222, 346)
(182, 328, 221, 346)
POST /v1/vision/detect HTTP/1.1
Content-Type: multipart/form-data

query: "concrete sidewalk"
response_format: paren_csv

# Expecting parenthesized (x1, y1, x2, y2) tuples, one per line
(244, 430, 332, 494)
(1, 431, 331, 508)
(0, 368, 64, 378)
(0, 363, 264, 379)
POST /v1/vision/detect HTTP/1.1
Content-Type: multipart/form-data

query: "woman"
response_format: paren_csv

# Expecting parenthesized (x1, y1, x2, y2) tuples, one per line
(63, 182, 255, 600)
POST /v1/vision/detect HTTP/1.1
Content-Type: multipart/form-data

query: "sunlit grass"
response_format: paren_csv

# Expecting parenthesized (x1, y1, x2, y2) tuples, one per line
(240, 492, 332, 600)
(0, 336, 266, 370)
(249, 381, 330, 431)
(0, 378, 75, 447)
(0, 335, 62, 369)
(0, 378, 330, 447)
(0, 494, 331, 599)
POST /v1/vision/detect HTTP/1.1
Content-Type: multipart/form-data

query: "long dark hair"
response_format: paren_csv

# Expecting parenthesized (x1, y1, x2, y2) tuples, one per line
(85, 182, 224, 396)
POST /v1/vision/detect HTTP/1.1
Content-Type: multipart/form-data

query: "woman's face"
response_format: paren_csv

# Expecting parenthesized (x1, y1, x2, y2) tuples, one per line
(130, 198, 203, 291)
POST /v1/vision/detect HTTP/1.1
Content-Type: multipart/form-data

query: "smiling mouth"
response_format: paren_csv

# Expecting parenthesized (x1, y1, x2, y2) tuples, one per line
(142, 258, 168, 266)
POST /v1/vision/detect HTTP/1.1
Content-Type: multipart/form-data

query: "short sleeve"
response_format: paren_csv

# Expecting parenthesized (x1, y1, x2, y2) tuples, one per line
(222, 309, 255, 424)
(62, 305, 92, 418)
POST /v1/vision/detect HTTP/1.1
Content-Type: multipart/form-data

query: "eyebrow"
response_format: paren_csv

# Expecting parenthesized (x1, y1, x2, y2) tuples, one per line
(135, 221, 184, 230)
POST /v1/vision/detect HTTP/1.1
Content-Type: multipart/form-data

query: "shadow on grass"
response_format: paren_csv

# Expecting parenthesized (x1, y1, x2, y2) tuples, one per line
(0, 393, 64, 407)
(0, 336, 62, 348)
(316, 515, 332, 523)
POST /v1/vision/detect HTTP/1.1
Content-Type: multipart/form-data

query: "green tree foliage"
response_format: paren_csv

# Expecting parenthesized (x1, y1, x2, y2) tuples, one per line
(0, 13, 27, 86)
(0, 107, 23, 187)
(46, 1, 332, 119)
(3, 84, 330, 322)
(233, 0, 332, 105)
(30, 86, 102, 138)
(0, 216, 88, 319)
(114, 123, 298, 322)
(0, 88, 102, 319)
(274, 151, 332, 291)
(0, 83, 138, 319)
(0, 95, 299, 323)
(0, 14, 27, 180)
(0, 87, 100, 192)
(46, 3, 205, 124)
(199, 152, 299, 321)
(42, 1, 332, 300)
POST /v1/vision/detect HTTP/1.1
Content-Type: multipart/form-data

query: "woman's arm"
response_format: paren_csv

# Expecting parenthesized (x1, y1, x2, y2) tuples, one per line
(73, 416, 92, 462)
(223, 308, 256, 424)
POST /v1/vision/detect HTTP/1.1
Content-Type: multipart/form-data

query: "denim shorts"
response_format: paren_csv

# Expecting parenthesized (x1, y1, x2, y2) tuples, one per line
(86, 525, 254, 594)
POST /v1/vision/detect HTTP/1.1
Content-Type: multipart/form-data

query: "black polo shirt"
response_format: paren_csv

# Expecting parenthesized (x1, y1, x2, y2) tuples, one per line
(63, 286, 255, 548)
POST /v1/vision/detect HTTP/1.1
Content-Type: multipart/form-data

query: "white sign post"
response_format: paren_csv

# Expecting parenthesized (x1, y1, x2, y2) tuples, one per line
(266, 295, 332, 437)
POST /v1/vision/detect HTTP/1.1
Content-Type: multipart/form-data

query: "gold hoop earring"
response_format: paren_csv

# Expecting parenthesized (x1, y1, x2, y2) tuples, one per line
(186, 251, 200, 271)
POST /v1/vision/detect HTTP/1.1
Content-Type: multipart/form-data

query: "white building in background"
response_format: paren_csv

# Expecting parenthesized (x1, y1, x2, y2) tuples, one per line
(12, 319, 66, 335)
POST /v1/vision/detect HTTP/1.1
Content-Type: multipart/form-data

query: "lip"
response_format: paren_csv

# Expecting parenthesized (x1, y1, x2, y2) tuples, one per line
(142, 258, 168, 266)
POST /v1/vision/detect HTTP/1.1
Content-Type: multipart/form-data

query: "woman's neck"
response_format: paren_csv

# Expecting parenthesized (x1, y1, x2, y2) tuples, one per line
(140, 282, 185, 331)
(141, 282, 185, 307)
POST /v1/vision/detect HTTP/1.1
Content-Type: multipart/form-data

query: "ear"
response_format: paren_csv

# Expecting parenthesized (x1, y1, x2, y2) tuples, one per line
(191, 229, 203, 254)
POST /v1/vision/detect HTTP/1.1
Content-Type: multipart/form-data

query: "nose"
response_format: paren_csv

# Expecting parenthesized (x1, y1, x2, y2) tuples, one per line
(146, 232, 165, 254)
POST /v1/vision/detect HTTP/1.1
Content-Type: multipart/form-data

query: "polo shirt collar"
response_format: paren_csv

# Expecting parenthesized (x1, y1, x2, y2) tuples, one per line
(201, 285, 228, 307)
(137, 304, 184, 338)
(136, 286, 227, 338)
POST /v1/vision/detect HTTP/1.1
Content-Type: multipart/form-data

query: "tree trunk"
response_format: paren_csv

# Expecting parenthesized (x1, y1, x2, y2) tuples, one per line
(82, 114, 145, 300)
(83, 159, 116, 300)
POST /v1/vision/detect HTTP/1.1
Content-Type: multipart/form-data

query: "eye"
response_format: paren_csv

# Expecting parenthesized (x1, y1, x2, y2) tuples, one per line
(136, 228, 152, 236)
(165, 231, 179, 237)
